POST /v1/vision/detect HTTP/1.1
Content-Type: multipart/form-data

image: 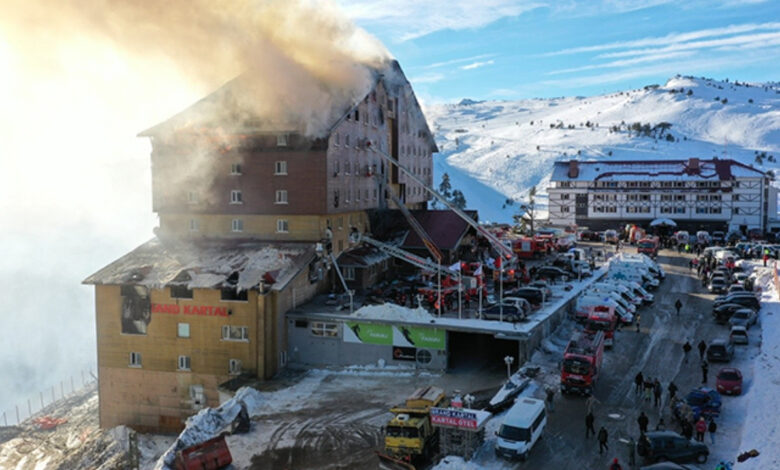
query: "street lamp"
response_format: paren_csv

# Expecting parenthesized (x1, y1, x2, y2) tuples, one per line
(504, 355, 515, 380)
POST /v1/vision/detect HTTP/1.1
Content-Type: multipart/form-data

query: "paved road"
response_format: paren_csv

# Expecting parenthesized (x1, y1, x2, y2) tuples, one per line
(520, 247, 725, 469)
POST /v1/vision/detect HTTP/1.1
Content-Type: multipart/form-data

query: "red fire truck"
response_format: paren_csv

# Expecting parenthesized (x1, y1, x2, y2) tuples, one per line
(512, 237, 548, 259)
(637, 236, 660, 257)
(584, 305, 618, 348)
(560, 330, 605, 396)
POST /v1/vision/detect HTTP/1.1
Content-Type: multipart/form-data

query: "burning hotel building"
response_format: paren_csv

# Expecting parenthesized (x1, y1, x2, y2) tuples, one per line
(84, 60, 437, 432)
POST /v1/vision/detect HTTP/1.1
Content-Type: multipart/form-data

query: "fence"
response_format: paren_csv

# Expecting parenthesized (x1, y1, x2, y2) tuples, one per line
(1, 367, 98, 427)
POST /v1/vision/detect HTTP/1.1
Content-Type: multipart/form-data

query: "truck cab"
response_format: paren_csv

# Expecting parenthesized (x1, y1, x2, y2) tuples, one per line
(560, 330, 605, 395)
(385, 386, 445, 461)
(584, 305, 618, 348)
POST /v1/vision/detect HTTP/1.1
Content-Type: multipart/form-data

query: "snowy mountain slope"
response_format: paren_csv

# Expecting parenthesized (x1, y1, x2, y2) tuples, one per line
(426, 76, 780, 223)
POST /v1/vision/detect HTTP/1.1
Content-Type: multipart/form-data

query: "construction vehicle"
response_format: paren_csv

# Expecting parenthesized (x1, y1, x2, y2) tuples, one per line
(382, 386, 446, 464)
(584, 305, 618, 348)
(560, 330, 605, 395)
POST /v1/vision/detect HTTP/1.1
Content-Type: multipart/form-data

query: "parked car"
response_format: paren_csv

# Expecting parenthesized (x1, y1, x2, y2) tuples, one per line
(712, 231, 726, 245)
(534, 266, 570, 282)
(637, 431, 709, 465)
(528, 280, 553, 299)
(716, 367, 743, 395)
(713, 293, 760, 311)
(728, 308, 758, 329)
(639, 463, 695, 470)
(483, 297, 531, 321)
(727, 284, 746, 294)
(706, 339, 735, 362)
(506, 287, 546, 307)
(713, 303, 754, 324)
(708, 278, 727, 294)
(675, 387, 722, 421)
(729, 325, 749, 345)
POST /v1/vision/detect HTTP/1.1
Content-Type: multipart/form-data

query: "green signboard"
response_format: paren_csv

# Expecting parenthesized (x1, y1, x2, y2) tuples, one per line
(343, 322, 393, 345)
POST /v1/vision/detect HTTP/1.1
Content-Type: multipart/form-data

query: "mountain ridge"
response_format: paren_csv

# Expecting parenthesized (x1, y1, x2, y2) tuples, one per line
(427, 75, 780, 223)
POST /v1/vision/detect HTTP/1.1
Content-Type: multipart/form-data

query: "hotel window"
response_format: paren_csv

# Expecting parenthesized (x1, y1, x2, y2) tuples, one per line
(230, 163, 242, 175)
(231, 218, 243, 232)
(222, 326, 249, 341)
(177, 322, 190, 338)
(660, 207, 672, 214)
(189, 219, 199, 232)
(561, 194, 570, 200)
(171, 285, 193, 299)
(734, 208, 740, 214)
(675, 195, 685, 201)
(311, 321, 339, 337)
(277, 219, 289, 233)
(345, 135, 350, 147)
(187, 191, 198, 204)
(177, 355, 191, 371)
(337, 217, 343, 230)
(230, 190, 243, 204)
(229, 359, 242, 375)
(275, 161, 288, 175)
(334, 133, 340, 146)
(277, 133, 288, 147)
(343, 267, 355, 280)
(661, 182, 673, 188)
(129, 352, 142, 368)
(661, 195, 672, 201)
(674, 207, 685, 214)
(346, 189, 351, 203)
(561, 206, 570, 213)
(345, 161, 351, 175)
(275, 190, 288, 204)
(333, 160, 340, 176)
(675, 182, 686, 188)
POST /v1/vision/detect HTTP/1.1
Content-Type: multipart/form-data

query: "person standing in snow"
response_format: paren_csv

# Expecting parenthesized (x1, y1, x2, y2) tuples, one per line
(708, 419, 718, 444)
(695, 417, 707, 442)
(635, 313, 641, 333)
(643, 378, 653, 403)
(698, 340, 707, 360)
(609, 457, 622, 470)
(586, 411, 596, 438)
(586, 394, 600, 414)
(598, 426, 609, 455)
(675, 298, 683, 316)
(634, 372, 644, 397)
(626, 436, 636, 467)
(701, 360, 709, 384)
(683, 341, 692, 363)
(546, 387, 555, 412)
(637, 411, 649, 434)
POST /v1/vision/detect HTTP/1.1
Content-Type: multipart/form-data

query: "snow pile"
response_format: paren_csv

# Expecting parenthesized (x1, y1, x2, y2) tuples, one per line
(737, 262, 780, 468)
(352, 303, 435, 322)
(156, 386, 264, 469)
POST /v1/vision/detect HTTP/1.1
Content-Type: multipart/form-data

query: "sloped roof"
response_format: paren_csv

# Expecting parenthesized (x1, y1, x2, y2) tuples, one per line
(367, 209, 476, 251)
(551, 159, 765, 182)
(83, 237, 315, 292)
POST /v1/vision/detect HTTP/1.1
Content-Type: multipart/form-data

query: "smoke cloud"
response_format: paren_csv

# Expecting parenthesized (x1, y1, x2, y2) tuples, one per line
(0, 0, 390, 417)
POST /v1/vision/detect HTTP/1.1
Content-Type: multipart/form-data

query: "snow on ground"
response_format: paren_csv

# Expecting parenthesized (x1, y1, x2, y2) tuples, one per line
(427, 76, 780, 223)
(736, 262, 780, 468)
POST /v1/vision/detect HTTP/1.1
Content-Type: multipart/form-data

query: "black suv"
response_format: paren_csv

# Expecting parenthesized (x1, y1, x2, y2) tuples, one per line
(713, 293, 759, 312)
(637, 431, 709, 465)
(505, 287, 546, 306)
(534, 266, 570, 282)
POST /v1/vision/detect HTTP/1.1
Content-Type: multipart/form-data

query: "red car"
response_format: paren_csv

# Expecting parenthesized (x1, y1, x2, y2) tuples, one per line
(716, 367, 743, 395)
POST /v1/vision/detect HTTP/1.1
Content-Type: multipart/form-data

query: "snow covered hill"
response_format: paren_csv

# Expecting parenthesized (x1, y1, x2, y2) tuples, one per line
(426, 76, 780, 223)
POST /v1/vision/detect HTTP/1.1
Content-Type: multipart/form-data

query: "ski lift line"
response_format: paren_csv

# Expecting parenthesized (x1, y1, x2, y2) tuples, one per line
(368, 144, 515, 260)
(373, 174, 443, 263)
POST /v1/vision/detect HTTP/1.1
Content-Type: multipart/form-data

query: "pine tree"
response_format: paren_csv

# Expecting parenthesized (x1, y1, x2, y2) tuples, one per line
(514, 186, 538, 235)
(451, 190, 467, 210)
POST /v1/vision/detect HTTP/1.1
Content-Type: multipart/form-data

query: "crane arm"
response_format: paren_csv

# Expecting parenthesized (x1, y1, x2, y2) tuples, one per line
(352, 232, 459, 277)
(369, 145, 514, 259)
(329, 253, 351, 294)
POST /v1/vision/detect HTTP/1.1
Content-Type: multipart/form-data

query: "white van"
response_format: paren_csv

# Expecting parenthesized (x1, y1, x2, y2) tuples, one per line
(495, 397, 547, 461)
(585, 288, 637, 314)
(576, 294, 633, 324)
(591, 282, 643, 306)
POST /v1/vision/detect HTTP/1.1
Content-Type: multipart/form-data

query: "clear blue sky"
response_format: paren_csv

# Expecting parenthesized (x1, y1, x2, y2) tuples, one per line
(340, 0, 780, 102)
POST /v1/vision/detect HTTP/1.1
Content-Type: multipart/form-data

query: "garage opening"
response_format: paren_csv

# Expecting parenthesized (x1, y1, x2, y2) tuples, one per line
(447, 331, 520, 373)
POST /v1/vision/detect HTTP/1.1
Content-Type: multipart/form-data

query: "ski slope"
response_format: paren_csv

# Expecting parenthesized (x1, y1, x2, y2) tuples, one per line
(427, 76, 780, 223)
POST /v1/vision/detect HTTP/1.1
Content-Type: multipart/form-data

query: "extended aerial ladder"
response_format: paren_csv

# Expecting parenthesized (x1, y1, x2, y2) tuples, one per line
(367, 142, 515, 262)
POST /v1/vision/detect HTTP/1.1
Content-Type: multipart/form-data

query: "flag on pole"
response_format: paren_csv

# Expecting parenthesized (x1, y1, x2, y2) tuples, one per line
(474, 264, 483, 276)
(449, 261, 461, 272)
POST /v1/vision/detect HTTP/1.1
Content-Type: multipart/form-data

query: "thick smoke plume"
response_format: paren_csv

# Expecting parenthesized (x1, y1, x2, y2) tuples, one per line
(1, 0, 391, 136)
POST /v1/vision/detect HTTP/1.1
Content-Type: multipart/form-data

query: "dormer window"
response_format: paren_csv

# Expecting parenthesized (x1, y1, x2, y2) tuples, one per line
(277, 134, 288, 147)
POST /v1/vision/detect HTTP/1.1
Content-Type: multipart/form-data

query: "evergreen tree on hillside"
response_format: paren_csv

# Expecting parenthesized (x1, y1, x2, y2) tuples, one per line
(514, 186, 539, 236)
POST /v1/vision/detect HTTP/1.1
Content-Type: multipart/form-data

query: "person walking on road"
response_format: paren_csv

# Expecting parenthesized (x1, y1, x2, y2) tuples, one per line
(698, 340, 707, 360)
(701, 360, 709, 384)
(586, 395, 601, 414)
(634, 372, 644, 397)
(643, 378, 653, 403)
(586, 411, 596, 438)
(653, 379, 662, 407)
(626, 436, 636, 467)
(635, 313, 641, 333)
(695, 417, 707, 442)
(675, 299, 683, 316)
(598, 426, 609, 454)
(683, 341, 692, 363)
(546, 387, 556, 412)
(682, 419, 694, 441)
(609, 457, 622, 470)
(708, 419, 718, 444)
(668, 381, 678, 402)
(637, 411, 649, 434)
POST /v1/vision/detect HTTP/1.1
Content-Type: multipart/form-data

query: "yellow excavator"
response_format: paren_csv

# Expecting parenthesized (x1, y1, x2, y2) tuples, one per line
(380, 386, 446, 468)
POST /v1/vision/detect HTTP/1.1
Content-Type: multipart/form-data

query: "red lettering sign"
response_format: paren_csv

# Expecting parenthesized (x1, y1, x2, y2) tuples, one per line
(151, 304, 229, 317)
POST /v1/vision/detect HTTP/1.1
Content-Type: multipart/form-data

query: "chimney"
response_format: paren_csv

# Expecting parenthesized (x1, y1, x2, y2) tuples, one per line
(688, 158, 700, 172)
(568, 160, 579, 178)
